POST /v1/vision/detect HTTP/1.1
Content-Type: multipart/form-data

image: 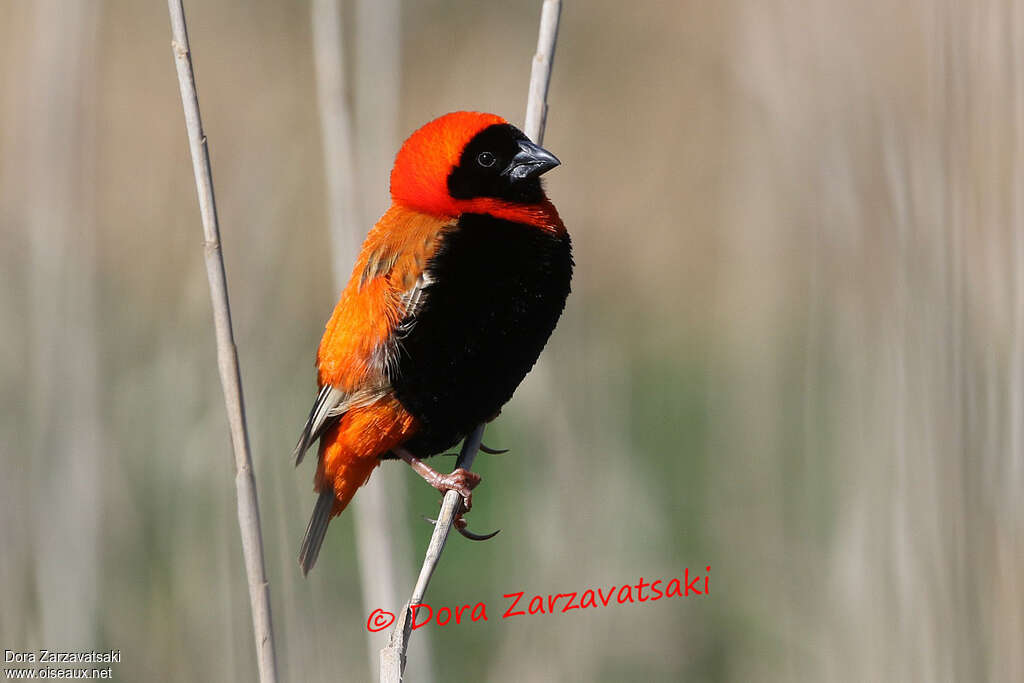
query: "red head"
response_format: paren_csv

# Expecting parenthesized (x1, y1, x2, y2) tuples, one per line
(390, 111, 562, 228)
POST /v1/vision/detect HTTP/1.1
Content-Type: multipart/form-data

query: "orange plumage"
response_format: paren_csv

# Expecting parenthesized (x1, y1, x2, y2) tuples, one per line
(294, 111, 572, 573)
(311, 205, 450, 513)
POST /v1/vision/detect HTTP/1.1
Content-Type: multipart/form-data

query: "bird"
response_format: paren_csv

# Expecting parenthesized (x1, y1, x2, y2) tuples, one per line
(293, 111, 572, 574)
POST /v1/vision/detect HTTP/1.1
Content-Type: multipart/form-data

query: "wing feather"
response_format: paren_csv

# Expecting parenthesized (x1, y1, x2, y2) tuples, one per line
(293, 206, 453, 465)
(292, 384, 344, 465)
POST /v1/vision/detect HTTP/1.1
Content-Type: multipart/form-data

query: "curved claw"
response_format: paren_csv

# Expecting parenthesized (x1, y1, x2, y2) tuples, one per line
(479, 442, 509, 455)
(456, 525, 501, 541)
(421, 515, 501, 542)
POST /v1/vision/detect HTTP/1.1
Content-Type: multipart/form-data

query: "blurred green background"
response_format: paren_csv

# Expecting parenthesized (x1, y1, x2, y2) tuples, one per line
(2, 0, 1022, 681)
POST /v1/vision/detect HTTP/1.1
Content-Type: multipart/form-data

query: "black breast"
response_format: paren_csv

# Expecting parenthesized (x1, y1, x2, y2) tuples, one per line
(390, 212, 572, 457)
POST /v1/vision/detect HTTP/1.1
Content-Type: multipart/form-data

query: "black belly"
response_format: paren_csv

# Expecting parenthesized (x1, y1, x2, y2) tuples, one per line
(389, 212, 573, 457)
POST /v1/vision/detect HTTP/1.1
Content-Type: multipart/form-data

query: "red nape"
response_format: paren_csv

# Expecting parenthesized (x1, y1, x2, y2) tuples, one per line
(390, 111, 506, 218)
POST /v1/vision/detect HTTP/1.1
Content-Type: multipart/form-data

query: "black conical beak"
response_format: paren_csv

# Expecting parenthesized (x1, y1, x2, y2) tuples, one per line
(504, 139, 560, 181)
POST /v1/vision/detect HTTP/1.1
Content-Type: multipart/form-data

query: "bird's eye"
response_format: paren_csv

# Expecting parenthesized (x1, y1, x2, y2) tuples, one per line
(477, 151, 496, 168)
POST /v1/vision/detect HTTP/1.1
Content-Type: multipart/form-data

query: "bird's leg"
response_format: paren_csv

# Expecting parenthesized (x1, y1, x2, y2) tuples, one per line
(396, 447, 480, 511)
(398, 447, 501, 541)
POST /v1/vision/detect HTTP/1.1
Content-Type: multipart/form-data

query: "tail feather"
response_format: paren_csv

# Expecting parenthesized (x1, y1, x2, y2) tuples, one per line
(298, 425, 388, 574)
(299, 489, 336, 575)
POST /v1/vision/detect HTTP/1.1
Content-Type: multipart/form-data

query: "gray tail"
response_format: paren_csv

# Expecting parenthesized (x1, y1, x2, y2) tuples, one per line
(298, 489, 335, 576)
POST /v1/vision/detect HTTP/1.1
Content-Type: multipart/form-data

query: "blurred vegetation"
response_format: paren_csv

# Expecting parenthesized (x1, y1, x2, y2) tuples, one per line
(2, 0, 1023, 681)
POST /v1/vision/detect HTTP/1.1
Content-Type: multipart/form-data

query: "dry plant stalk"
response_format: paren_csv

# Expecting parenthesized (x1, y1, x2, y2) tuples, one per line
(310, 1, 433, 679)
(378, 425, 485, 682)
(311, 0, 360, 280)
(166, 2, 278, 682)
(378, 1, 562, 680)
(524, 0, 562, 145)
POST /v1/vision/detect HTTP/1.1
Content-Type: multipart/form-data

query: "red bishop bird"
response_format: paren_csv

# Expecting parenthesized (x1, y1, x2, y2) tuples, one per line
(293, 111, 572, 574)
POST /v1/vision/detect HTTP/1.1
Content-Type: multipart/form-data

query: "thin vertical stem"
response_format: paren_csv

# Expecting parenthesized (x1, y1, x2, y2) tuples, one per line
(378, 2, 563, 680)
(524, 0, 562, 143)
(379, 426, 485, 682)
(166, 2, 278, 681)
(23, 0, 102, 648)
(312, 0, 360, 278)
(310, 1, 429, 679)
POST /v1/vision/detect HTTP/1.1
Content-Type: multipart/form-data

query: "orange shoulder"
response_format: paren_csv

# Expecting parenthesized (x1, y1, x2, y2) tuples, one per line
(316, 204, 452, 390)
